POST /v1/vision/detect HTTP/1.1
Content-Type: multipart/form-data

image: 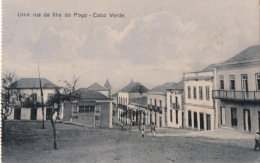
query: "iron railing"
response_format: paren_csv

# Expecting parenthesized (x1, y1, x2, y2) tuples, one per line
(212, 90, 260, 101)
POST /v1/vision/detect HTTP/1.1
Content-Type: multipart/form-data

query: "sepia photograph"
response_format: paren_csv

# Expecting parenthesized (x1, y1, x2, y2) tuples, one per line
(1, 0, 260, 162)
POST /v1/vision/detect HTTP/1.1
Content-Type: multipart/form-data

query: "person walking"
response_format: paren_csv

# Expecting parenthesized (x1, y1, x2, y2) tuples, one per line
(121, 120, 124, 131)
(142, 123, 145, 137)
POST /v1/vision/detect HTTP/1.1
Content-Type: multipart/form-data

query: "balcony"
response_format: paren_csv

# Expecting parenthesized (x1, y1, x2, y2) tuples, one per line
(117, 104, 127, 110)
(212, 90, 260, 101)
(148, 105, 162, 113)
(171, 103, 180, 109)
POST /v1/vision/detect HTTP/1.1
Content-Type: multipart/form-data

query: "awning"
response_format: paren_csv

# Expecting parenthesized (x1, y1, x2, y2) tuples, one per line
(78, 101, 96, 106)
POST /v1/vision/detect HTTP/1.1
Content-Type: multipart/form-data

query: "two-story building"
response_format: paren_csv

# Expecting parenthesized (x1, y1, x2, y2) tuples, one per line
(147, 82, 176, 128)
(183, 70, 215, 131)
(7, 78, 60, 120)
(166, 80, 184, 128)
(117, 80, 149, 125)
(63, 80, 113, 128)
(213, 45, 260, 133)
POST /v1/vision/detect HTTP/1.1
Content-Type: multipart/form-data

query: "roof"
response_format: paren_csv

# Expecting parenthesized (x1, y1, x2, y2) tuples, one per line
(12, 78, 57, 89)
(86, 82, 109, 91)
(104, 79, 112, 89)
(172, 80, 184, 91)
(223, 44, 260, 64)
(129, 97, 147, 106)
(151, 82, 176, 92)
(120, 81, 149, 93)
(76, 90, 112, 101)
(201, 45, 260, 72)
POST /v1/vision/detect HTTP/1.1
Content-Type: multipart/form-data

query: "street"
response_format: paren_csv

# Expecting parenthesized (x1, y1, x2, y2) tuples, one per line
(2, 121, 260, 163)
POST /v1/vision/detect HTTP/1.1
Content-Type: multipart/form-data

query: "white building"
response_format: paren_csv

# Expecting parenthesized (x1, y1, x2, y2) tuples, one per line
(213, 45, 260, 133)
(117, 80, 149, 125)
(166, 80, 184, 128)
(147, 82, 176, 128)
(7, 78, 61, 120)
(183, 71, 215, 130)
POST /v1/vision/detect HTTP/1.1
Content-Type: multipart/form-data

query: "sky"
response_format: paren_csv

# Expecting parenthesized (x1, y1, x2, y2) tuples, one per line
(2, 0, 260, 92)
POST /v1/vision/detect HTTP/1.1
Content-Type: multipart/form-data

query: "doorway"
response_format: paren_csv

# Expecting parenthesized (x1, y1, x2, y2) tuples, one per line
(194, 112, 198, 128)
(243, 109, 251, 132)
(220, 107, 226, 125)
(159, 117, 162, 127)
(241, 75, 248, 98)
(30, 108, 37, 120)
(200, 113, 204, 130)
(46, 108, 52, 120)
(14, 108, 21, 120)
(206, 114, 211, 130)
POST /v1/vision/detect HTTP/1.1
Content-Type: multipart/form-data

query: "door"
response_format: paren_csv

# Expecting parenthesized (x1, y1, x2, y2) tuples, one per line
(241, 75, 248, 98)
(182, 112, 184, 127)
(30, 108, 37, 120)
(14, 108, 21, 120)
(194, 112, 198, 128)
(206, 114, 211, 130)
(159, 117, 162, 127)
(46, 108, 53, 120)
(150, 113, 152, 124)
(243, 109, 251, 132)
(220, 107, 226, 125)
(258, 112, 260, 132)
(200, 113, 204, 130)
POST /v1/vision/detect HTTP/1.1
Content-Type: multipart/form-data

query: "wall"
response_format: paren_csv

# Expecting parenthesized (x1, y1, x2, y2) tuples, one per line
(216, 63, 260, 91)
(99, 101, 112, 128)
(19, 88, 56, 103)
(218, 101, 260, 133)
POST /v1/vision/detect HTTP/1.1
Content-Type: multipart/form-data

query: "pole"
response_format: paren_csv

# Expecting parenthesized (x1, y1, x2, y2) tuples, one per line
(38, 65, 45, 129)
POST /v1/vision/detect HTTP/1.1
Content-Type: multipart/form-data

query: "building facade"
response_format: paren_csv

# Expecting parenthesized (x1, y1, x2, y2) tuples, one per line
(166, 80, 184, 128)
(213, 45, 260, 133)
(7, 78, 61, 121)
(183, 71, 215, 130)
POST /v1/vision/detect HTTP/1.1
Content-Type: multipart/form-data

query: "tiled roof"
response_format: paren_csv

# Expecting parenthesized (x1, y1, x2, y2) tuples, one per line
(120, 81, 149, 93)
(172, 80, 184, 90)
(12, 78, 57, 89)
(201, 44, 260, 72)
(76, 90, 112, 100)
(104, 79, 112, 89)
(151, 82, 176, 92)
(86, 82, 109, 91)
(223, 44, 260, 64)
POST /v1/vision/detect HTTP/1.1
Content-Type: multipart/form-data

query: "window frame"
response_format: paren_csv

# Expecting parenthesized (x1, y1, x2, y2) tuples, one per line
(193, 86, 197, 99)
(256, 73, 260, 91)
(229, 75, 235, 90)
(199, 86, 203, 100)
(205, 86, 210, 100)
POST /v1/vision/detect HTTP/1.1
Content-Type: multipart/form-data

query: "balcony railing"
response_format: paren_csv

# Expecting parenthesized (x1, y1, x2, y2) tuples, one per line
(148, 105, 162, 113)
(117, 104, 127, 110)
(212, 90, 260, 101)
(171, 103, 180, 109)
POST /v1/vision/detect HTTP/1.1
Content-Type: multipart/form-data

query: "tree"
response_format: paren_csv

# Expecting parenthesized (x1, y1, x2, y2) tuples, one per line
(46, 76, 80, 150)
(1, 71, 19, 140)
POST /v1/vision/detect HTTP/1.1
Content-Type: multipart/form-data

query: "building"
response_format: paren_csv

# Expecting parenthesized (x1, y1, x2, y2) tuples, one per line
(147, 82, 176, 128)
(117, 79, 149, 124)
(213, 45, 260, 133)
(7, 78, 61, 120)
(64, 81, 113, 128)
(166, 80, 184, 128)
(183, 70, 215, 131)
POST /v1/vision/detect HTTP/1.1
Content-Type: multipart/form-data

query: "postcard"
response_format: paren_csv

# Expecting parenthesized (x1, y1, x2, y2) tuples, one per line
(1, 0, 260, 162)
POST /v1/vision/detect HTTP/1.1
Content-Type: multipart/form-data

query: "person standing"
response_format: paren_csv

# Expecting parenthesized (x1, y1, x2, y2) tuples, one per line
(142, 123, 145, 137)
(121, 120, 124, 131)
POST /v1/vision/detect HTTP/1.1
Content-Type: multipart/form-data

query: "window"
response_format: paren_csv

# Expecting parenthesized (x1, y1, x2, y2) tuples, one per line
(175, 97, 178, 105)
(170, 95, 172, 103)
(229, 75, 235, 90)
(231, 108, 237, 127)
(193, 86, 197, 99)
(256, 74, 260, 91)
(159, 100, 162, 107)
(48, 93, 54, 100)
(154, 99, 157, 106)
(219, 75, 224, 90)
(205, 86, 210, 100)
(176, 110, 178, 124)
(199, 86, 203, 100)
(194, 112, 198, 128)
(170, 110, 173, 122)
(73, 106, 77, 113)
(188, 86, 191, 99)
(188, 111, 192, 127)
(150, 98, 152, 105)
(32, 93, 37, 101)
(241, 74, 248, 91)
